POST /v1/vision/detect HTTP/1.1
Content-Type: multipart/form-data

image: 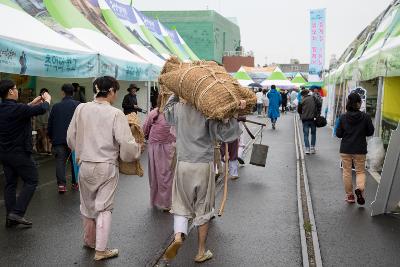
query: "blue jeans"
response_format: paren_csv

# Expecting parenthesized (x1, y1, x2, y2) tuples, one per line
(302, 120, 316, 148)
(257, 103, 263, 115)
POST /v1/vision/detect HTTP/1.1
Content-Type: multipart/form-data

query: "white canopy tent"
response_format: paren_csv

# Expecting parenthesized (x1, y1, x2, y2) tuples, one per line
(0, 4, 93, 54)
(261, 67, 294, 88)
(0, 3, 98, 78)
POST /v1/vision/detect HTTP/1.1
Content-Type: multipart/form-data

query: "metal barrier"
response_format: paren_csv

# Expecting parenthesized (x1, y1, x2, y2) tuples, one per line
(371, 124, 400, 216)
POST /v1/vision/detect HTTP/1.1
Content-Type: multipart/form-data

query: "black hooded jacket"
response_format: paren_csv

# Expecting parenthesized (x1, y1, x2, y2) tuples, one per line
(336, 111, 374, 154)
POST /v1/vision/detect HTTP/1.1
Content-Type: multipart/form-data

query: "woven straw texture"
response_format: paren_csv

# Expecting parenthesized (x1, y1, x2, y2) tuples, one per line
(159, 57, 256, 120)
(119, 113, 144, 176)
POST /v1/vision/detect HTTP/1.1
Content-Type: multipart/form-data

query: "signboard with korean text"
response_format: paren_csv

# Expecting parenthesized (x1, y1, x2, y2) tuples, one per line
(309, 9, 326, 82)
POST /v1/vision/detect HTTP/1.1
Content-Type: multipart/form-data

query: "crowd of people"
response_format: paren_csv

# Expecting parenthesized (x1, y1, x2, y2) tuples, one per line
(0, 76, 374, 264)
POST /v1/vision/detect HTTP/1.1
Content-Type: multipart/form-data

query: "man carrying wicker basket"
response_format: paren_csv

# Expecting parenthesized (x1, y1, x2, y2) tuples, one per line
(161, 94, 246, 264)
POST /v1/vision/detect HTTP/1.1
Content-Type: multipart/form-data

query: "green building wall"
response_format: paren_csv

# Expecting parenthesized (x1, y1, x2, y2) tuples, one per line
(143, 10, 240, 63)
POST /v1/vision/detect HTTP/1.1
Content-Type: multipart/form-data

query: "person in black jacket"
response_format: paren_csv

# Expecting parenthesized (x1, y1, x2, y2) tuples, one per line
(336, 93, 374, 205)
(48, 84, 80, 193)
(122, 83, 145, 115)
(298, 89, 322, 154)
(0, 79, 51, 227)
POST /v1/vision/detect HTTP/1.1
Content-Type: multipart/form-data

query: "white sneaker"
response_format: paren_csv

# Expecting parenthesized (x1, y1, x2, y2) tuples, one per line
(305, 147, 311, 154)
(310, 147, 316, 154)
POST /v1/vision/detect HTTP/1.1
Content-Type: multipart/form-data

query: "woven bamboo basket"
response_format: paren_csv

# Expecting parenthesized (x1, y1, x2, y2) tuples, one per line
(119, 113, 144, 176)
(159, 57, 256, 120)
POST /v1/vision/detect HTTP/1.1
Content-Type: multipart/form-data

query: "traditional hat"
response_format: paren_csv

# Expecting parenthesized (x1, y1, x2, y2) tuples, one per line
(127, 83, 140, 92)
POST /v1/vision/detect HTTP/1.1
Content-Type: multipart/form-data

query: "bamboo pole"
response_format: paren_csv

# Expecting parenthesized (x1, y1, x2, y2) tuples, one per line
(218, 143, 229, 216)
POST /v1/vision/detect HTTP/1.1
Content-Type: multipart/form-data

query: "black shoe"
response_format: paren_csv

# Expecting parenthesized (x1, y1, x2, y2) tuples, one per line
(354, 189, 365, 205)
(5, 218, 18, 228)
(237, 157, 245, 165)
(7, 213, 33, 227)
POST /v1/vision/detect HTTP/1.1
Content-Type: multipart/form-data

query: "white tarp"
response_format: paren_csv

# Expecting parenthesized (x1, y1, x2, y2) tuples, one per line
(0, 3, 93, 54)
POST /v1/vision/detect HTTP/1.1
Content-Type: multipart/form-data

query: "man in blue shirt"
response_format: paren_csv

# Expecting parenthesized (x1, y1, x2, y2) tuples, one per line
(0, 79, 51, 227)
(48, 84, 80, 193)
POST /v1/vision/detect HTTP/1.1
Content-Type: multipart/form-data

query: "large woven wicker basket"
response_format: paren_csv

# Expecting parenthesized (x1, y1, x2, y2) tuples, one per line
(119, 113, 144, 176)
(159, 57, 256, 120)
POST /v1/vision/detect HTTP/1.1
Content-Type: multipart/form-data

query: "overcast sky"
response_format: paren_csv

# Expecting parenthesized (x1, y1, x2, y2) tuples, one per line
(134, 0, 394, 66)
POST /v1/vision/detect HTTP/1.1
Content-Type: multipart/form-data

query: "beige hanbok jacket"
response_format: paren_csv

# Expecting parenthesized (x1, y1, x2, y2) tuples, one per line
(67, 100, 141, 165)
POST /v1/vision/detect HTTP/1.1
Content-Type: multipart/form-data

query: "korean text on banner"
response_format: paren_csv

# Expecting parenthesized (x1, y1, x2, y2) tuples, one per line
(309, 9, 326, 82)
(0, 38, 97, 78)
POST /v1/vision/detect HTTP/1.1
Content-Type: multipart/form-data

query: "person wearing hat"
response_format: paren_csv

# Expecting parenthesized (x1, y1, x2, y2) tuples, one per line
(122, 83, 143, 115)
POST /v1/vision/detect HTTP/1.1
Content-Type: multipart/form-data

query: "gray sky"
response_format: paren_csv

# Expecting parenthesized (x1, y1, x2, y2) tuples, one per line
(133, 0, 393, 66)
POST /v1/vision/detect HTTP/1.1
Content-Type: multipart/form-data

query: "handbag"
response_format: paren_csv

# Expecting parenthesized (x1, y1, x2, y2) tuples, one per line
(315, 115, 327, 128)
(313, 95, 326, 128)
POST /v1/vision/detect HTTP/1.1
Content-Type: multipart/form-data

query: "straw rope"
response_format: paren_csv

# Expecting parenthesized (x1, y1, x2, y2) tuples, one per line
(159, 57, 256, 120)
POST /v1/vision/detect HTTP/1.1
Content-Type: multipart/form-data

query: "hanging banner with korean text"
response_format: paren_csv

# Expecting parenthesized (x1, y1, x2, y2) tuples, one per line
(0, 38, 97, 78)
(309, 9, 326, 82)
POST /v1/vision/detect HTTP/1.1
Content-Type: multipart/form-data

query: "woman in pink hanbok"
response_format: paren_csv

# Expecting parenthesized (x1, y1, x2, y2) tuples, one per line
(143, 97, 176, 211)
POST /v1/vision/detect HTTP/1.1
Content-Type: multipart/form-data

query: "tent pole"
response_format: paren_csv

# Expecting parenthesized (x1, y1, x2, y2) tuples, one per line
(374, 76, 384, 137)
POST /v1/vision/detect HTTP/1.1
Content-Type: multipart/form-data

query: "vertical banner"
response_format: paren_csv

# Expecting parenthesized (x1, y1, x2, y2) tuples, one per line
(309, 9, 326, 82)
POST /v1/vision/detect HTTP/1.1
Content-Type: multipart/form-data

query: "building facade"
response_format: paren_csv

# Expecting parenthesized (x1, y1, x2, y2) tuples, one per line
(222, 51, 254, 73)
(143, 10, 241, 63)
(276, 63, 309, 74)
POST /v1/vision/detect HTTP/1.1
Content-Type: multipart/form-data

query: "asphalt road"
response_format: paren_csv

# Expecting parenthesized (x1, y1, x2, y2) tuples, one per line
(1, 113, 400, 267)
(302, 125, 400, 267)
(170, 113, 302, 266)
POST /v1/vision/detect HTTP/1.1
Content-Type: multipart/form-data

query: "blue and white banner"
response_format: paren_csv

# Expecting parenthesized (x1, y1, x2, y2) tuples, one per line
(99, 55, 160, 81)
(309, 9, 326, 82)
(0, 38, 97, 78)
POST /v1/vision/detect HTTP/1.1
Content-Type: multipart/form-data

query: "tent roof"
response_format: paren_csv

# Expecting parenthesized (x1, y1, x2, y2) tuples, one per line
(98, 0, 165, 66)
(234, 67, 253, 81)
(291, 73, 307, 84)
(175, 30, 200, 60)
(0, 3, 94, 54)
(267, 67, 288, 81)
(45, 0, 148, 63)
